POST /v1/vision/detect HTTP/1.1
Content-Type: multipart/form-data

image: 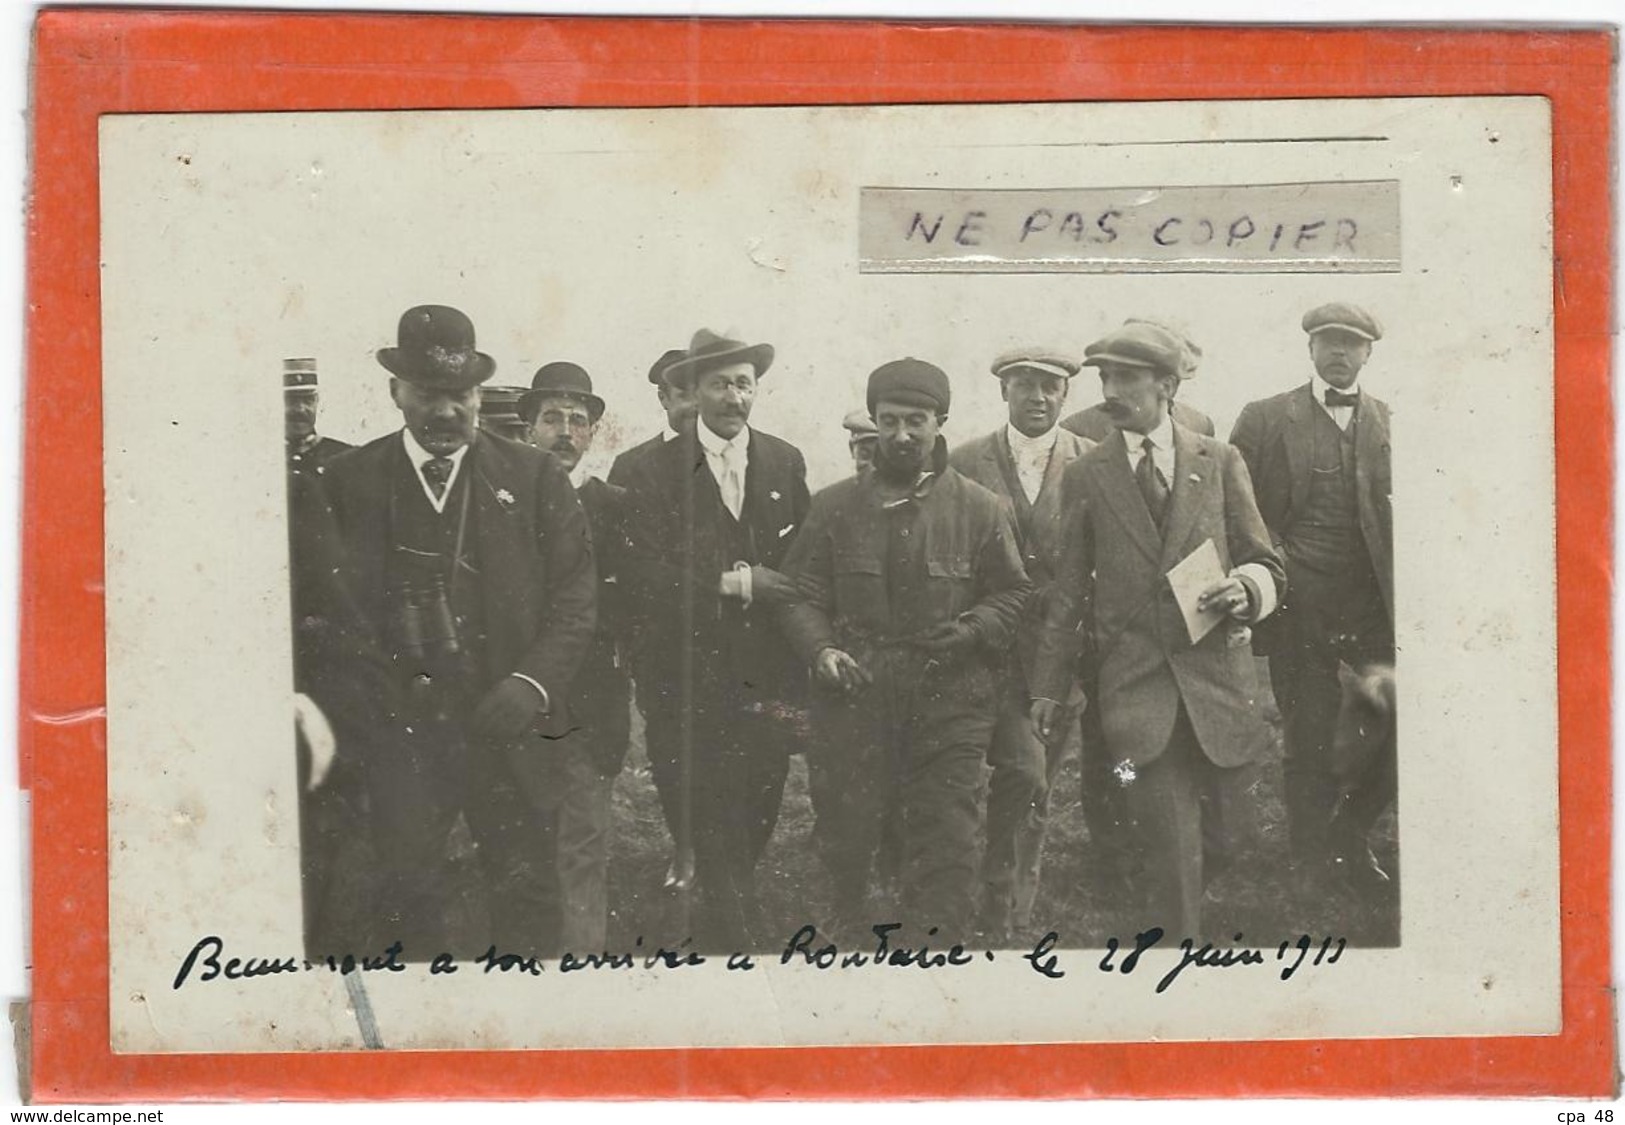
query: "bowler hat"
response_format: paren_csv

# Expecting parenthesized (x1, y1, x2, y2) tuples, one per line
(1302, 302, 1383, 342)
(519, 361, 606, 424)
(990, 349, 1079, 382)
(647, 348, 690, 387)
(661, 329, 775, 387)
(376, 304, 496, 391)
(867, 357, 951, 416)
(283, 357, 319, 392)
(1081, 321, 1187, 381)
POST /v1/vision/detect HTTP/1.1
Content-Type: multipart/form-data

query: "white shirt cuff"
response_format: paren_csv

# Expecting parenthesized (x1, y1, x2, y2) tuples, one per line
(508, 672, 551, 714)
(734, 561, 753, 609)
(1233, 562, 1279, 622)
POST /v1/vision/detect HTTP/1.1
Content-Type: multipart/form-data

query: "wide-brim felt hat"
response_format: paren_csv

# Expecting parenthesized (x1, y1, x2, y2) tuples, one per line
(518, 361, 605, 423)
(376, 304, 497, 391)
(661, 328, 774, 387)
(1081, 321, 1188, 381)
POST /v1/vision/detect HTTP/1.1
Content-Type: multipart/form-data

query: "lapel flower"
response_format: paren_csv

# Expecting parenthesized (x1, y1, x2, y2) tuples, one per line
(495, 487, 516, 508)
(769, 489, 782, 501)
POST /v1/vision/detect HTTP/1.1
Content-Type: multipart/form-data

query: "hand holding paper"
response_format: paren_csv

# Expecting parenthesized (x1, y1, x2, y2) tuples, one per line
(1166, 538, 1248, 644)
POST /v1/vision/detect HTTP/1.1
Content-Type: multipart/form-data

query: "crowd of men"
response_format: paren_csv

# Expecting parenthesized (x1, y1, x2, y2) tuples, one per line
(284, 300, 1396, 959)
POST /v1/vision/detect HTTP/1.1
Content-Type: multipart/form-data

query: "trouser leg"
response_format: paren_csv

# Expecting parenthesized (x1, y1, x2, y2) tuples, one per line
(550, 740, 614, 955)
(1078, 693, 1134, 873)
(980, 679, 1059, 934)
(902, 701, 994, 944)
(1272, 648, 1342, 868)
(807, 693, 891, 920)
(463, 739, 562, 960)
(1123, 710, 1205, 941)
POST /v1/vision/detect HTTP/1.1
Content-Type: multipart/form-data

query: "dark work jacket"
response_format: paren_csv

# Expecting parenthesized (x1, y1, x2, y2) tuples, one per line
(1228, 384, 1393, 654)
(321, 431, 597, 777)
(619, 425, 811, 717)
(778, 444, 1032, 701)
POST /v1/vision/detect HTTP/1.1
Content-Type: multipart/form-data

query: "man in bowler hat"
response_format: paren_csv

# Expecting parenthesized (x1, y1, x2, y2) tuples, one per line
(780, 359, 1031, 944)
(516, 361, 631, 952)
(1228, 302, 1394, 895)
(607, 348, 695, 486)
(319, 304, 596, 958)
(1030, 320, 1284, 939)
(619, 329, 811, 949)
(948, 348, 1099, 941)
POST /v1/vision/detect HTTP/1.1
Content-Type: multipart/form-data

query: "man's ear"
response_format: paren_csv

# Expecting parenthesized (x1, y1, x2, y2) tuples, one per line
(387, 378, 406, 409)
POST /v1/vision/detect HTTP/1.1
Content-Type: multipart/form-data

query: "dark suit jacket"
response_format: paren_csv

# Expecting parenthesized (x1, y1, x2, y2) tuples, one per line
(321, 431, 597, 765)
(572, 475, 633, 775)
(1228, 384, 1393, 648)
(1031, 423, 1285, 768)
(1061, 399, 1215, 444)
(606, 432, 668, 488)
(620, 425, 810, 715)
(948, 427, 1094, 685)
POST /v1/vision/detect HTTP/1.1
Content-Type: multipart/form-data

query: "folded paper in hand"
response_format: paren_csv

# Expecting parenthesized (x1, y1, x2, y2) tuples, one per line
(1166, 537, 1228, 645)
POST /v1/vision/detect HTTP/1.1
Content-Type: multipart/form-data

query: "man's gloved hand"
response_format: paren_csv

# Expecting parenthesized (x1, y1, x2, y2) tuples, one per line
(910, 618, 980, 653)
(472, 676, 546, 743)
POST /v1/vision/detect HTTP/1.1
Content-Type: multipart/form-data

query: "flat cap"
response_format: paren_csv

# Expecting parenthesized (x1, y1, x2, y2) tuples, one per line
(990, 349, 1080, 382)
(1125, 317, 1202, 377)
(842, 408, 879, 438)
(867, 357, 951, 416)
(1302, 302, 1383, 342)
(1081, 321, 1188, 381)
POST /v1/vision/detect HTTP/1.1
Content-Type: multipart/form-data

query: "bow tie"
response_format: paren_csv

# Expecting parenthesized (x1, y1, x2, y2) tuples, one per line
(1324, 388, 1360, 408)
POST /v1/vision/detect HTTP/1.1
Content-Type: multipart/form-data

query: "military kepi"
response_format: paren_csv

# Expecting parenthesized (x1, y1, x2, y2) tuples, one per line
(376, 304, 496, 391)
(284, 357, 319, 392)
(519, 361, 606, 424)
(1081, 321, 1188, 381)
(1302, 302, 1383, 342)
(867, 357, 951, 416)
(990, 349, 1079, 382)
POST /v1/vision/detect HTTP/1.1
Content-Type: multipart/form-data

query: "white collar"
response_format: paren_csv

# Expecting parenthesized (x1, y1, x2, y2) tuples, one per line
(662, 426, 681, 442)
(697, 418, 750, 457)
(1124, 411, 1175, 451)
(401, 427, 471, 471)
(1005, 422, 1060, 456)
(1311, 373, 1361, 404)
(569, 464, 593, 491)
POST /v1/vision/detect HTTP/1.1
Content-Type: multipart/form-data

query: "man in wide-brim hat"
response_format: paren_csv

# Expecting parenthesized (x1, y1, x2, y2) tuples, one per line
(318, 303, 597, 960)
(618, 327, 810, 950)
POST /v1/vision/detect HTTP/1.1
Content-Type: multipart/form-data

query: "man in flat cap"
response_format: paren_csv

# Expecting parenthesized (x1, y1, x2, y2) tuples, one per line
(1060, 320, 1216, 443)
(947, 349, 1097, 942)
(619, 328, 811, 949)
(607, 347, 695, 486)
(320, 304, 597, 958)
(1229, 302, 1394, 896)
(780, 359, 1031, 944)
(516, 361, 631, 954)
(284, 357, 352, 477)
(842, 408, 880, 478)
(1030, 320, 1284, 939)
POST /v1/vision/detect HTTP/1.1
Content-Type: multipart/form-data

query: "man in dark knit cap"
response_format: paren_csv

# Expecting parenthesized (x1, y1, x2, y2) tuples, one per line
(779, 358, 1032, 945)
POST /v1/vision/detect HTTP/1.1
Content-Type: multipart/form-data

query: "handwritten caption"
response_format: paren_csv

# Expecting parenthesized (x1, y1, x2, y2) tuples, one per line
(858, 182, 1400, 273)
(173, 924, 1346, 995)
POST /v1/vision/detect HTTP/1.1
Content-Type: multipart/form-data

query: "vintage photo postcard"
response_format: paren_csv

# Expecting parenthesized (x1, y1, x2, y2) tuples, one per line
(97, 94, 1559, 1054)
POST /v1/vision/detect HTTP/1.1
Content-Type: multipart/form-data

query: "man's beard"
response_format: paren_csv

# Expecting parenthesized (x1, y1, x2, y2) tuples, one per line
(875, 441, 925, 483)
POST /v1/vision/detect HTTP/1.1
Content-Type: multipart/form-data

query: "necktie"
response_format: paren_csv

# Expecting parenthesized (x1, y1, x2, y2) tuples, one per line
(1324, 387, 1360, 408)
(1136, 436, 1169, 528)
(422, 456, 454, 500)
(717, 444, 744, 520)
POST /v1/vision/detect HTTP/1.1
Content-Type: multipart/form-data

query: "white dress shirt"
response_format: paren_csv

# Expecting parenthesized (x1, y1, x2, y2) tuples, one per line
(1122, 412, 1277, 622)
(401, 428, 470, 514)
(697, 420, 755, 606)
(1311, 373, 1361, 431)
(1005, 422, 1060, 505)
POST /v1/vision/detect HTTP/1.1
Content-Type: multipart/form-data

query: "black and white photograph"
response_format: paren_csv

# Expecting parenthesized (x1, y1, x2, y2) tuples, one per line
(99, 95, 1559, 1051)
